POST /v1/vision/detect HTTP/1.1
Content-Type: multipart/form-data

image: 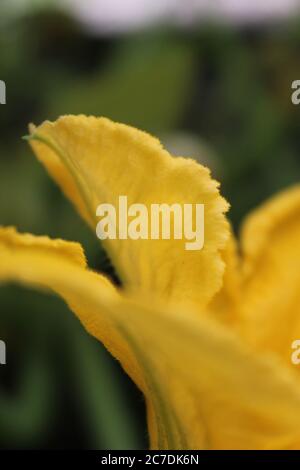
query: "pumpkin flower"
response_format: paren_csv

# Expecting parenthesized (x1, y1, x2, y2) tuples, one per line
(0, 115, 300, 450)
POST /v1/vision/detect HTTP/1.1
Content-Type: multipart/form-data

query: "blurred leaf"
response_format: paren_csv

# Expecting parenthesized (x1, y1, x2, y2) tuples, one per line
(47, 35, 195, 133)
(0, 351, 55, 446)
(68, 322, 146, 450)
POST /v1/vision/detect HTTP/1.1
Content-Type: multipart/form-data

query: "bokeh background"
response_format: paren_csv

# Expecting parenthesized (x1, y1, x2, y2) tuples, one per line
(0, 0, 300, 449)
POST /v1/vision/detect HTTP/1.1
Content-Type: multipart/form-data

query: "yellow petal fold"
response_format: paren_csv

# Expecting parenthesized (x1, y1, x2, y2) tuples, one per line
(2, 228, 300, 449)
(28, 115, 229, 308)
(239, 185, 300, 363)
(208, 227, 241, 326)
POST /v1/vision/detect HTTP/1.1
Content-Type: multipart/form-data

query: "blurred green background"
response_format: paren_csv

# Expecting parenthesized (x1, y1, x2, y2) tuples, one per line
(0, 0, 300, 449)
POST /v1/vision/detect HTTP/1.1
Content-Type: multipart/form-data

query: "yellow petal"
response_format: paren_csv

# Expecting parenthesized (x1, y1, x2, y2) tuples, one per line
(28, 116, 229, 308)
(123, 299, 300, 450)
(2, 228, 300, 449)
(0, 226, 87, 267)
(208, 227, 241, 326)
(239, 185, 300, 363)
(0, 227, 142, 389)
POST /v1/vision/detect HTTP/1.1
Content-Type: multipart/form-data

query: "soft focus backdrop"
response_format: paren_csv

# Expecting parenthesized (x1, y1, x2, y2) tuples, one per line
(0, 0, 300, 449)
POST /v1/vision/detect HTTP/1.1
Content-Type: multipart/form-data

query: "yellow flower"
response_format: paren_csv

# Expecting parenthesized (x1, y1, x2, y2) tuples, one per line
(1, 115, 300, 450)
